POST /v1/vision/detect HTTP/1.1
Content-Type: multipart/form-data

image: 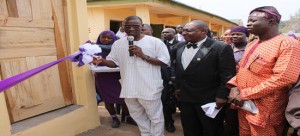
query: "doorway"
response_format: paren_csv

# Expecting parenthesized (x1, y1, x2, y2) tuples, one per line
(110, 20, 122, 34)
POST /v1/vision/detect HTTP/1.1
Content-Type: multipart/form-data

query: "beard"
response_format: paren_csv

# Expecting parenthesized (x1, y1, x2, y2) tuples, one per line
(234, 41, 247, 48)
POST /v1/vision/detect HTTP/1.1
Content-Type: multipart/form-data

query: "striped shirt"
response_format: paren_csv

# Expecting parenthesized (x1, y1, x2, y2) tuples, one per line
(107, 35, 170, 100)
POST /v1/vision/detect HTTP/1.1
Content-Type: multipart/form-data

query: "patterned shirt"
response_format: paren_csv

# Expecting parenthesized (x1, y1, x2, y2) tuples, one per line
(107, 35, 170, 100)
(227, 34, 300, 127)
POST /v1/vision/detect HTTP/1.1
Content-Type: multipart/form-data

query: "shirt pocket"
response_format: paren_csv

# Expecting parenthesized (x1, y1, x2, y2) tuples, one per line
(248, 56, 274, 74)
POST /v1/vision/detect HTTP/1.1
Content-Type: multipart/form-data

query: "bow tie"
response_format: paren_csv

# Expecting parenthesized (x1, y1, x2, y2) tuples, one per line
(186, 43, 198, 49)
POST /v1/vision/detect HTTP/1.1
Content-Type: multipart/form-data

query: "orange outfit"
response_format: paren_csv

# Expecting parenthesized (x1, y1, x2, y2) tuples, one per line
(227, 34, 300, 136)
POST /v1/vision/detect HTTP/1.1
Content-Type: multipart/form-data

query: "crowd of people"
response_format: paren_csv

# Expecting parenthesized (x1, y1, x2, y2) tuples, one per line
(90, 6, 300, 136)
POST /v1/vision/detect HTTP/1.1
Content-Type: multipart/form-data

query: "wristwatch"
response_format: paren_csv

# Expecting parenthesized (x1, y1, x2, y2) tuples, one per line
(142, 55, 151, 61)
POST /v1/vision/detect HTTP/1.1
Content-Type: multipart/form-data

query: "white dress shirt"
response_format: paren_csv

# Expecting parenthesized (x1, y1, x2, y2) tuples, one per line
(176, 34, 185, 42)
(107, 35, 170, 100)
(181, 36, 207, 69)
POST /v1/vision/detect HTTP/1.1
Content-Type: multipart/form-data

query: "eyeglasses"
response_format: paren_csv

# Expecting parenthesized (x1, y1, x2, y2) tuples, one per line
(124, 25, 141, 29)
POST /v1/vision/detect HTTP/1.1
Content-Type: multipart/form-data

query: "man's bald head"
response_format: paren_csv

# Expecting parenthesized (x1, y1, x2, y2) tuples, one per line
(182, 20, 209, 43)
(187, 20, 209, 30)
(141, 24, 153, 36)
(162, 28, 176, 41)
(163, 28, 176, 34)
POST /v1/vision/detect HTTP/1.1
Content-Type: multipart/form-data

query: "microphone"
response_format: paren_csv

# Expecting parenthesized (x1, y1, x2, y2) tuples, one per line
(127, 36, 134, 56)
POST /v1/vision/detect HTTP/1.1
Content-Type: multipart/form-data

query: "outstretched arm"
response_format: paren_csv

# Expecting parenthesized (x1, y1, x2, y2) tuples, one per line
(92, 57, 117, 68)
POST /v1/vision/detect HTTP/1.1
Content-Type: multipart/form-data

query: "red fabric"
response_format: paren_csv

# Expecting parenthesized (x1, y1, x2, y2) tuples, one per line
(227, 34, 300, 135)
(240, 41, 260, 68)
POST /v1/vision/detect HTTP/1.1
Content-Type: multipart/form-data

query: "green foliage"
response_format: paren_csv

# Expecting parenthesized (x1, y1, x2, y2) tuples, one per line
(280, 9, 300, 33)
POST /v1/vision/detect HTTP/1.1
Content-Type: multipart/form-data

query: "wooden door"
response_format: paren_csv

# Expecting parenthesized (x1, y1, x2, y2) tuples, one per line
(0, 0, 73, 122)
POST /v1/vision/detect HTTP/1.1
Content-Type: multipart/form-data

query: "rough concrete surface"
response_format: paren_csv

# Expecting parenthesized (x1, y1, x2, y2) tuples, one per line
(77, 104, 296, 136)
(77, 104, 183, 136)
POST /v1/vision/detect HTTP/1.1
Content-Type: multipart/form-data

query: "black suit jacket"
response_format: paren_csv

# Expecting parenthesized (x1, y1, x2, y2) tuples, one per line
(163, 39, 184, 80)
(176, 38, 236, 103)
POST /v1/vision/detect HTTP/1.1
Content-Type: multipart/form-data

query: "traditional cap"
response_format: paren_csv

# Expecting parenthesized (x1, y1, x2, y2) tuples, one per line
(230, 26, 249, 37)
(250, 6, 281, 23)
(288, 34, 297, 39)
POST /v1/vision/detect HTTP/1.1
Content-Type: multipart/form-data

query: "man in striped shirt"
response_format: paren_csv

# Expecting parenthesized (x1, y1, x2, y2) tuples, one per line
(93, 16, 170, 136)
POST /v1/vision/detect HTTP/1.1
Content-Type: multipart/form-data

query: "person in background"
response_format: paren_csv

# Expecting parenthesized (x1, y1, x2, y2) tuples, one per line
(288, 33, 297, 39)
(224, 26, 249, 136)
(227, 6, 300, 136)
(161, 27, 184, 132)
(93, 16, 170, 136)
(230, 26, 249, 69)
(175, 20, 236, 136)
(141, 24, 153, 36)
(207, 28, 213, 38)
(116, 22, 127, 39)
(222, 29, 232, 45)
(175, 24, 185, 42)
(94, 30, 136, 128)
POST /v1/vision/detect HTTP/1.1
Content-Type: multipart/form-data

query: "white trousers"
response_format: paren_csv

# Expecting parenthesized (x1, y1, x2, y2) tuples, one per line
(125, 98, 164, 136)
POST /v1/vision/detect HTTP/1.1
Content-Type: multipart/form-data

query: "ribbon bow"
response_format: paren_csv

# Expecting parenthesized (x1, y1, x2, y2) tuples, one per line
(70, 42, 102, 67)
(186, 43, 198, 49)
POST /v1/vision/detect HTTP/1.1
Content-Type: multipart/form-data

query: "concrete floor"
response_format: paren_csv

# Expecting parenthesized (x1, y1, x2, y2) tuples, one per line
(77, 104, 183, 136)
(77, 104, 296, 136)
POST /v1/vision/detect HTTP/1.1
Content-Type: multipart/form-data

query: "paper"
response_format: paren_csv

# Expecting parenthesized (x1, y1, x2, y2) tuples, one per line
(90, 65, 120, 73)
(240, 100, 258, 114)
(201, 102, 222, 118)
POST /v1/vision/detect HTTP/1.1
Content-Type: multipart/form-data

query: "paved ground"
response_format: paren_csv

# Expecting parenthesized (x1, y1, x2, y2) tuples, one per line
(77, 104, 296, 136)
(77, 104, 183, 136)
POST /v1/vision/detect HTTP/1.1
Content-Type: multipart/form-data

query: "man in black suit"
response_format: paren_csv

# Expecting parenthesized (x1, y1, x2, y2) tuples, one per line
(160, 28, 183, 132)
(175, 20, 236, 136)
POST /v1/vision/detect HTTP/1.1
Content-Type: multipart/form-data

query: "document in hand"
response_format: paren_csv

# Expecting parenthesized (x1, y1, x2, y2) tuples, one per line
(201, 102, 222, 118)
(90, 65, 120, 73)
(240, 100, 258, 114)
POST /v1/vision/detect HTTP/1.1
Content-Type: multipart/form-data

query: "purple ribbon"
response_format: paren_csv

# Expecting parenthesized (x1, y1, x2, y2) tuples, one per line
(0, 52, 81, 93)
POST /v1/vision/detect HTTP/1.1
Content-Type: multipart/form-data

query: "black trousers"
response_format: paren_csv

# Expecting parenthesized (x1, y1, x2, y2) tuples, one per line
(180, 102, 225, 136)
(161, 85, 176, 126)
(224, 106, 239, 136)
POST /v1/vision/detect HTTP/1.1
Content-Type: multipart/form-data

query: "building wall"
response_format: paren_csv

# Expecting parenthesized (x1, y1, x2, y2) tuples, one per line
(0, 0, 100, 135)
(88, 8, 135, 41)
(87, 1, 236, 41)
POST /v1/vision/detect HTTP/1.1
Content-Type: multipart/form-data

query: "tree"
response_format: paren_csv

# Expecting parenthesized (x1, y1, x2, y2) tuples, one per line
(280, 9, 300, 33)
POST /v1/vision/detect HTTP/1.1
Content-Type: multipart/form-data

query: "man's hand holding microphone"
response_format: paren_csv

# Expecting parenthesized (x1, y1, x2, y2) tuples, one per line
(128, 36, 145, 58)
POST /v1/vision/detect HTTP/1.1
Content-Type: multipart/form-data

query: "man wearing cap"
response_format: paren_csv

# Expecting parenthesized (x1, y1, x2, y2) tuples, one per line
(227, 6, 300, 135)
(230, 26, 250, 69)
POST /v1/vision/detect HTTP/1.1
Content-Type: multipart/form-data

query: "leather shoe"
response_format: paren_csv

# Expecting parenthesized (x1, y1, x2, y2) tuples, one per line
(111, 117, 120, 128)
(165, 123, 176, 132)
(126, 117, 137, 126)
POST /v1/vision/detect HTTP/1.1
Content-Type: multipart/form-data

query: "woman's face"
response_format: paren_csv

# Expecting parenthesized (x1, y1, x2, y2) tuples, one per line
(100, 34, 113, 45)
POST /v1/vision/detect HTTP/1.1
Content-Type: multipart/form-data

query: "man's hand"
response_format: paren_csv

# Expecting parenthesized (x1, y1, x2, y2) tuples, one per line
(232, 94, 244, 107)
(215, 97, 227, 109)
(92, 56, 103, 65)
(228, 87, 240, 103)
(129, 45, 144, 58)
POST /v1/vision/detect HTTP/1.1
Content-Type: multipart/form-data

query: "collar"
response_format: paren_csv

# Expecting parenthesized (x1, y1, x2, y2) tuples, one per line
(188, 36, 207, 48)
(231, 43, 247, 52)
(168, 38, 175, 44)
